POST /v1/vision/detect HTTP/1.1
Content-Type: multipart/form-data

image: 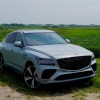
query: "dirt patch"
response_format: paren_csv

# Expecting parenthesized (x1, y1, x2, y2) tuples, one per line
(0, 86, 72, 100)
(0, 86, 100, 100)
(84, 93, 100, 100)
(0, 86, 25, 100)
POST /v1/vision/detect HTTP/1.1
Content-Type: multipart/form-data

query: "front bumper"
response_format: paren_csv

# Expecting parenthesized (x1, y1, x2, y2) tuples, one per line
(37, 60, 96, 84)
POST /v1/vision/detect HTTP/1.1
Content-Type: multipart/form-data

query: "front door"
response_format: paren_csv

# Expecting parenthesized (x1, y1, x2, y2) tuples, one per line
(11, 33, 25, 72)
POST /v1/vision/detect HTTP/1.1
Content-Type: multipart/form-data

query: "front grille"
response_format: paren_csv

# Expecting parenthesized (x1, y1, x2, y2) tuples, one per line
(57, 56, 91, 70)
(55, 71, 94, 80)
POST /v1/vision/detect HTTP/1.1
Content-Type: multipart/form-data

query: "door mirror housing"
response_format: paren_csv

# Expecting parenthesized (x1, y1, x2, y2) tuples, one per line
(14, 41, 23, 48)
(65, 39, 71, 44)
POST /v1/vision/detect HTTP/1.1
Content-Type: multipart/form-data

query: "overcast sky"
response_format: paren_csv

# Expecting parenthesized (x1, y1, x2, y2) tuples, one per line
(0, 0, 100, 24)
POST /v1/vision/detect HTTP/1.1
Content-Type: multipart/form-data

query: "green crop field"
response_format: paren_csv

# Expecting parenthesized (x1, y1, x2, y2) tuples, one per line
(0, 26, 100, 99)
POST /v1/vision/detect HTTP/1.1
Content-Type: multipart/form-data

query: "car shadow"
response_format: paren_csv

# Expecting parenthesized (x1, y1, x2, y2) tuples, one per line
(0, 69, 94, 97)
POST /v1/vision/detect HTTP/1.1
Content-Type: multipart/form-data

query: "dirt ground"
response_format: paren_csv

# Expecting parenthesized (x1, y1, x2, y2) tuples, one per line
(0, 86, 100, 100)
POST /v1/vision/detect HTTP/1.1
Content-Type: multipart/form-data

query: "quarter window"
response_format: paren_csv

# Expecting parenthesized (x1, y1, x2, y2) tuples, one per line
(5, 32, 16, 44)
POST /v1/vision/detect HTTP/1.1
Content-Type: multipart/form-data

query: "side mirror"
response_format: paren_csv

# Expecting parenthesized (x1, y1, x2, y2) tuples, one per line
(65, 39, 71, 44)
(14, 41, 23, 48)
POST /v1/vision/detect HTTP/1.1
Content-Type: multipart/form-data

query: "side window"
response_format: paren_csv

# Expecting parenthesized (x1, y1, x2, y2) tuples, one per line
(5, 32, 16, 44)
(15, 33, 23, 42)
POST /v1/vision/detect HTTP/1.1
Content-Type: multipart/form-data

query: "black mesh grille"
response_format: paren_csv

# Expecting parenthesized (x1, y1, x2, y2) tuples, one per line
(57, 56, 91, 70)
(55, 71, 94, 80)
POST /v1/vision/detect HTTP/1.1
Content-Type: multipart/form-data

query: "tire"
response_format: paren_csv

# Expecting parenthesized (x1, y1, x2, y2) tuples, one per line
(23, 65, 40, 89)
(0, 54, 4, 73)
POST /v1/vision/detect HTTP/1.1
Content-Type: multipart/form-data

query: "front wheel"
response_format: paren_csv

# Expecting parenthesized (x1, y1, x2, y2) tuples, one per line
(23, 66, 40, 89)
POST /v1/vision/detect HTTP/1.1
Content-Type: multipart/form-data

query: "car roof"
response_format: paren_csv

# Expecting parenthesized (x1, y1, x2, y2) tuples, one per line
(17, 30, 54, 33)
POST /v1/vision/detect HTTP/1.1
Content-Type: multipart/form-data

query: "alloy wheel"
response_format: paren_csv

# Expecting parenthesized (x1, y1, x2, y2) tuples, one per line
(24, 66, 40, 89)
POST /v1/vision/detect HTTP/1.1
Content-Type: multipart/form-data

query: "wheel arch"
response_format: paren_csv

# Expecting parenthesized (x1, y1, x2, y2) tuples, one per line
(25, 61, 34, 69)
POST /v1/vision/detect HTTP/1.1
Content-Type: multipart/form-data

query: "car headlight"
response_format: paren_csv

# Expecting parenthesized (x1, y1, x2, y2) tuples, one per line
(35, 57, 55, 65)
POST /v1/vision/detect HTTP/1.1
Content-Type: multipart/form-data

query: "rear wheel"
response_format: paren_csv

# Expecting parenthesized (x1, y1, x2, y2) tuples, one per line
(23, 66, 40, 89)
(0, 54, 4, 73)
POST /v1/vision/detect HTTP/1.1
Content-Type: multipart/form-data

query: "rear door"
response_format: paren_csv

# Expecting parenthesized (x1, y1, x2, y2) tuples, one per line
(2, 32, 17, 65)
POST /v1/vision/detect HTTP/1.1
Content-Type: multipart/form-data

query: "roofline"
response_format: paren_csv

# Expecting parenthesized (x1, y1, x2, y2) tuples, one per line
(16, 30, 54, 33)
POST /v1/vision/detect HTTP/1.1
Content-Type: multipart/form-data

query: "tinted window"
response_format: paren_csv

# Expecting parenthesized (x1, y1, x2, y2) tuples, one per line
(5, 32, 16, 44)
(15, 33, 23, 42)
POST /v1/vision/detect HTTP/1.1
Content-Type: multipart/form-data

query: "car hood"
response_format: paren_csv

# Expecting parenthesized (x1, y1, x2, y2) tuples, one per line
(27, 44, 93, 59)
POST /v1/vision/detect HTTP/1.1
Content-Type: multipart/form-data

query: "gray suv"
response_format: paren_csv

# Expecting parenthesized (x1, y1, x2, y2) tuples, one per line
(0, 30, 96, 89)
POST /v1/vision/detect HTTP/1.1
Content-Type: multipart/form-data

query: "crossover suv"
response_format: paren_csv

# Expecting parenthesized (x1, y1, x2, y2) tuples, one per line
(0, 30, 96, 89)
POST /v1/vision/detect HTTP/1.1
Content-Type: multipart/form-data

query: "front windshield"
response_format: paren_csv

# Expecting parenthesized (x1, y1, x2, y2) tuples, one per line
(24, 32, 67, 46)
